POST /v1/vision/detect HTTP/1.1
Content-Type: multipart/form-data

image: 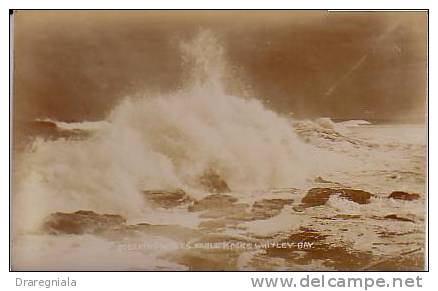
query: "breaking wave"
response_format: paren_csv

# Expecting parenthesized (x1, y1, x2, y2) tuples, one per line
(13, 30, 326, 232)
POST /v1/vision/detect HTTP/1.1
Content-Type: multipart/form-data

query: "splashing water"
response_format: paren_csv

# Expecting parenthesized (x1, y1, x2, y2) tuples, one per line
(13, 30, 320, 232)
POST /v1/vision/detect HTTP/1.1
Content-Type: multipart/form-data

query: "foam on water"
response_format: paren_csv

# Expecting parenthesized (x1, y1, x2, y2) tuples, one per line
(12, 234, 187, 271)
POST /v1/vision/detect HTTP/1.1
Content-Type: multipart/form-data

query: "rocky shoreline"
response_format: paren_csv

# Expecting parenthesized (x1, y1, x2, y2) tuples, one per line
(40, 185, 425, 271)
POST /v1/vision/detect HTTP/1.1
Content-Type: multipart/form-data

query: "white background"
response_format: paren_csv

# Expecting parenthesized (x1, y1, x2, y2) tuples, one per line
(1, 1, 434, 290)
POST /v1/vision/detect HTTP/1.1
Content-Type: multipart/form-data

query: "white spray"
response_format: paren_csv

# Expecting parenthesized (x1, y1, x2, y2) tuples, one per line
(13, 30, 319, 232)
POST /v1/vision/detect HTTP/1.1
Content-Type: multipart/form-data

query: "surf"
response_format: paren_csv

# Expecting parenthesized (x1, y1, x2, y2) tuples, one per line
(13, 29, 323, 232)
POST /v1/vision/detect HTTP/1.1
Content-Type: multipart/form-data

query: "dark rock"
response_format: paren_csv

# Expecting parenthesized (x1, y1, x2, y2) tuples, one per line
(301, 188, 372, 208)
(189, 194, 237, 212)
(388, 191, 420, 201)
(143, 188, 194, 208)
(339, 189, 372, 204)
(43, 210, 203, 241)
(189, 194, 254, 222)
(199, 169, 230, 193)
(190, 195, 293, 229)
(194, 198, 295, 231)
(251, 198, 294, 219)
(43, 210, 126, 235)
(301, 188, 334, 207)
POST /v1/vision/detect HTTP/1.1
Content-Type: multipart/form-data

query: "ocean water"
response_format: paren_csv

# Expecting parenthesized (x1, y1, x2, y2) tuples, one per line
(11, 30, 426, 271)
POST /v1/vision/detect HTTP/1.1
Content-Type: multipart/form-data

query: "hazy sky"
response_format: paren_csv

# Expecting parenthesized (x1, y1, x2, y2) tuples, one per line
(12, 10, 427, 121)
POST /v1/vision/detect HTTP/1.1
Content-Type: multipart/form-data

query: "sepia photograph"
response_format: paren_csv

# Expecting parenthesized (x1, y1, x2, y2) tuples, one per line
(10, 10, 428, 271)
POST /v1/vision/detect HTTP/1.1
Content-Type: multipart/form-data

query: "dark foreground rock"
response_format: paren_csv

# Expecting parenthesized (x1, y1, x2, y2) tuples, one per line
(301, 188, 372, 208)
(143, 189, 194, 208)
(192, 195, 294, 231)
(251, 199, 294, 220)
(339, 189, 372, 204)
(188, 194, 249, 224)
(43, 210, 126, 235)
(189, 194, 238, 212)
(189, 195, 293, 219)
(300, 188, 333, 207)
(388, 191, 420, 201)
(40, 204, 425, 271)
(43, 210, 202, 241)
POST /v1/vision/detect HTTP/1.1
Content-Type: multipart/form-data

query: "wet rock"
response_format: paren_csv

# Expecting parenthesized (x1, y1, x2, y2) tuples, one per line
(339, 189, 372, 204)
(189, 194, 252, 225)
(43, 210, 126, 235)
(251, 198, 294, 220)
(196, 198, 295, 231)
(189, 194, 238, 212)
(143, 188, 194, 208)
(388, 191, 420, 201)
(199, 169, 230, 193)
(301, 188, 372, 208)
(301, 188, 333, 207)
(43, 210, 202, 242)
(384, 214, 415, 223)
(192, 196, 295, 230)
